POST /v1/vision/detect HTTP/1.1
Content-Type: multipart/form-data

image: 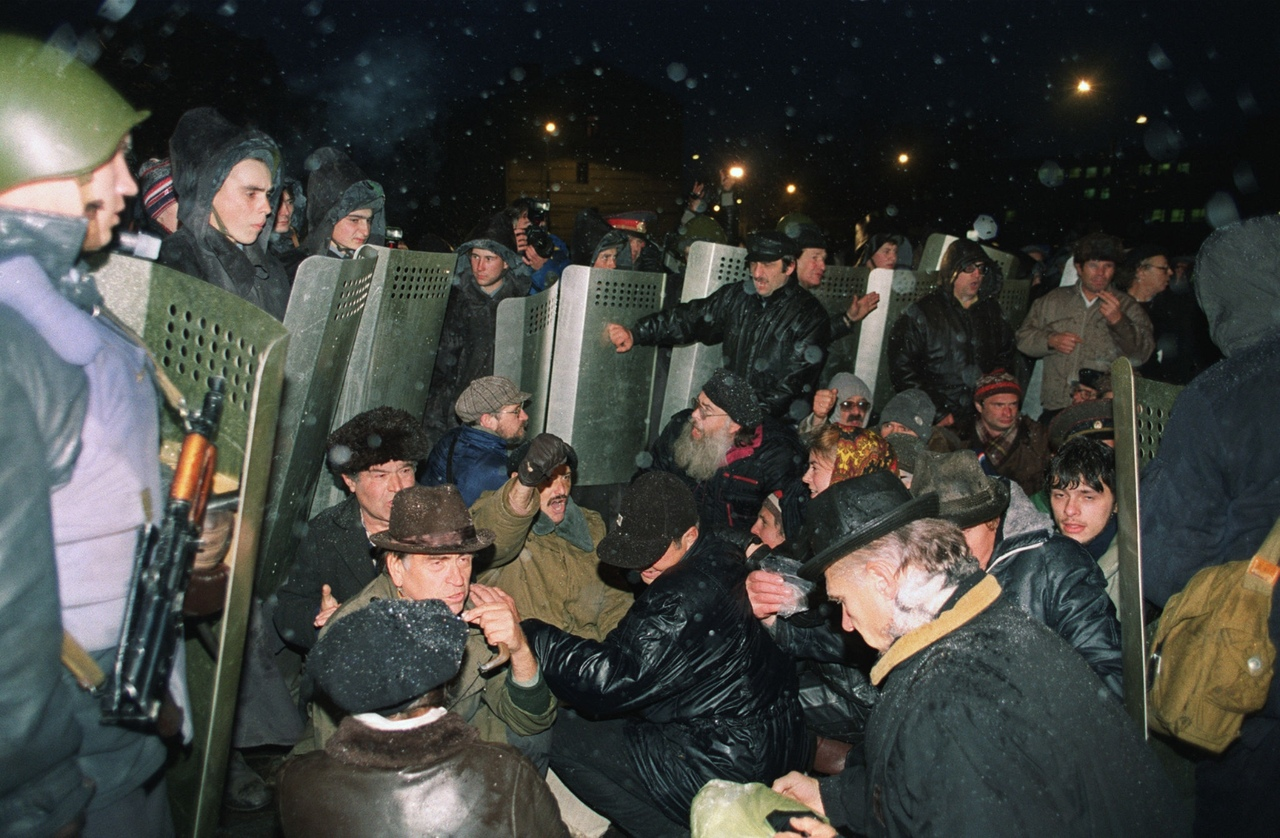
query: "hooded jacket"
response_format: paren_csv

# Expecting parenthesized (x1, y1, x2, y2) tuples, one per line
(422, 216, 529, 445)
(301, 146, 386, 258)
(158, 107, 291, 319)
(524, 535, 808, 824)
(887, 241, 1015, 422)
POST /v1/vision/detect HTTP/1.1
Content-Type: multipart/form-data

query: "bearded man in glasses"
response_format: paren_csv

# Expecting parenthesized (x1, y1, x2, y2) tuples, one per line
(888, 239, 1016, 428)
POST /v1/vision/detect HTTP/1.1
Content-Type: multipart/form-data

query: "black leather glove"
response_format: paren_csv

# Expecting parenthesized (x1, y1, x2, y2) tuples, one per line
(518, 433, 572, 486)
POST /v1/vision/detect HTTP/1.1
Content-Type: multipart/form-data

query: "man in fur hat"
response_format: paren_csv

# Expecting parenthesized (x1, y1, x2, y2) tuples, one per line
(279, 598, 568, 838)
(273, 406, 429, 653)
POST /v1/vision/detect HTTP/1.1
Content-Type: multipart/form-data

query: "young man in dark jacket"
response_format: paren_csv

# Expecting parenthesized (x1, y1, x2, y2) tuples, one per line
(300, 146, 385, 261)
(607, 230, 831, 419)
(523, 472, 808, 838)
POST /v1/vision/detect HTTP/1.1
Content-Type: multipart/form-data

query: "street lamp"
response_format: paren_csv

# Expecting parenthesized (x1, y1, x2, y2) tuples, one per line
(786, 184, 797, 195)
(542, 121, 556, 198)
(897, 153, 910, 165)
(544, 121, 556, 135)
(1135, 114, 1148, 124)
(728, 165, 745, 180)
(1076, 79, 1092, 94)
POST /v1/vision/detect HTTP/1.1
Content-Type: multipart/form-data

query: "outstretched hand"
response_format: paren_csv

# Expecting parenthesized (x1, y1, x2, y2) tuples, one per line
(607, 323, 634, 352)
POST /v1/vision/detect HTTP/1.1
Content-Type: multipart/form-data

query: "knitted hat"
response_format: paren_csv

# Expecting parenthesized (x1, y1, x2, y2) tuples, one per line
(745, 230, 799, 263)
(827, 373, 872, 417)
(702, 368, 762, 429)
(799, 471, 939, 580)
(973, 369, 1021, 405)
(326, 406, 430, 476)
(137, 157, 177, 221)
(309, 599, 467, 715)
(598, 472, 699, 570)
(878, 389, 935, 435)
(370, 485, 495, 555)
(1049, 399, 1115, 450)
(455, 376, 532, 424)
(910, 450, 1010, 529)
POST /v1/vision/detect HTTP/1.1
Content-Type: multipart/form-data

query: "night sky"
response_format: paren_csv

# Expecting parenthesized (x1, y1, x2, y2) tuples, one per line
(6, 0, 1278, 241)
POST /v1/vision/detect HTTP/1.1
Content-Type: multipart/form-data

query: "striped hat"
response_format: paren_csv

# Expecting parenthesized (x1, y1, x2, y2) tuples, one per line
(137, 157, 176, 221)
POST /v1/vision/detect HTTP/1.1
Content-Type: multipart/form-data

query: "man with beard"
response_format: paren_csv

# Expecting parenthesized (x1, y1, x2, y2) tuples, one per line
(647, 369, 804, 545)
(421, 376, 530, 506)
(471, 436, 634, 642)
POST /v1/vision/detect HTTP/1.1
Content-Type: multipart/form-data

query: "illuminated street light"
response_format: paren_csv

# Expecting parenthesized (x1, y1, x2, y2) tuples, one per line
(897, 153, 910, 165)
(1135, 114, 1148, 124)
(1077, 79, 1092, 93)
(691, 153, 701, 160)
(544, 121, 556, 134)
(786, 184, 797, 195)
(728, 165, 745, 179)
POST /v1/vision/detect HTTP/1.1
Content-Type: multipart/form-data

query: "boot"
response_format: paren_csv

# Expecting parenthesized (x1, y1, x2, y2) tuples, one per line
(223, 749, 272, 812)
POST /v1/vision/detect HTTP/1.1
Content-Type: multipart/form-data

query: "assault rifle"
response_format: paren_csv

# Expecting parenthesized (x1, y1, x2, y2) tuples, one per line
(101, 376, 225, 727)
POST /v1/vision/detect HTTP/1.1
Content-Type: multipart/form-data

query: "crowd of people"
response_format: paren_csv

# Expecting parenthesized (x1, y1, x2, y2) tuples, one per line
(5, 31, 1280, 838)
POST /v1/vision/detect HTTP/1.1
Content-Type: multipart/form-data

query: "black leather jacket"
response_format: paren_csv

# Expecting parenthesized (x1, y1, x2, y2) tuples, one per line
(524, 536, 808, 823)
(887, 286, 1014, 422)
(632, 278, 831, 418)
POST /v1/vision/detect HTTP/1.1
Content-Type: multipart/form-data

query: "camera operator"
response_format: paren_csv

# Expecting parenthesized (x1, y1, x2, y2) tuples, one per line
(508, 197, 570, 292)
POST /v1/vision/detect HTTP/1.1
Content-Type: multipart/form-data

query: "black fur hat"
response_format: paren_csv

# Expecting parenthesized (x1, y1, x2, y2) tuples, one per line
(326, 406, 430, 476)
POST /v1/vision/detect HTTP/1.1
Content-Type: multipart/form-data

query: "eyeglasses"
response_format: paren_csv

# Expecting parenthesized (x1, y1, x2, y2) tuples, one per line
(691, 396, 728, 419)
(1140, 263, 1173, 274)
(494, 403, 528, 417)
(959, 261, 988, 275)
(841, 399, 871, 412)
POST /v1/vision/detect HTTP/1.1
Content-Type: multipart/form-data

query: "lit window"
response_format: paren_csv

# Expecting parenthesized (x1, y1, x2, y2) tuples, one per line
(1151, 209, 1166, 222)
(1070, 167, 1083, 179)
(1103, 166, 1112, 176)
(1159, 163, 1172, 173)
(1100, 188, 1111, 200)
(1177, 162, 1191, 174)
(1084, 188, 1097, 199)
(1191, 208, 1207, 220)
(1139, 164, 1153, 176)
(1171, 209, 1186, 222)
(1086, 167, 1098, 178)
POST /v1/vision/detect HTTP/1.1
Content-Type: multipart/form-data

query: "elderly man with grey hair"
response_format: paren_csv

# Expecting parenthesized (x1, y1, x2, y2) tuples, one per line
(762, 472, 1180, 838)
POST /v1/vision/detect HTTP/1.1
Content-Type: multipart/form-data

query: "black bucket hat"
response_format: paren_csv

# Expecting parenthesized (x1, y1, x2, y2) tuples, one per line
(909, 450, 1010, 529)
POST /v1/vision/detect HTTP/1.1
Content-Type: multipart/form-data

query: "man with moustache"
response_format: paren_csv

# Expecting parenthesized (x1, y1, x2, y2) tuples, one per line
(646, 369, 804, 544)
(471, 437, 633, 641)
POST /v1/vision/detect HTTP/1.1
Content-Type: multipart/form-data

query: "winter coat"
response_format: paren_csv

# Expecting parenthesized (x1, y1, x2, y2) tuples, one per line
(309, 574, 556, 752)
(943, 414, 1049, 498)
(278, 711, 568, 838)
(1016, 283, 1154, 412)
(472, 479, 633, 642)
(887, 287, 1015, 423)
(648, 409, 805, 545)
(989, 501, 1124, 699)
(301, 146, 386, 257)
(158, 107, 291, 320)
(818, 574, 1183, 838)
(0, 300, 93, 836)
(422, 239, 529, 446)
(420, 424, 512, 507)
(631, 278, 831, 418)
(0, 208, 171, 815)
(272, 495, 379, 653)
(524, 536, 809, 824)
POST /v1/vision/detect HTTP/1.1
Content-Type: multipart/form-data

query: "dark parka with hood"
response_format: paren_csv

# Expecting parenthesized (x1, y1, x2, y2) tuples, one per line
(159, 106, 291, 319)
(887, 240, 1015, 422)
(422, 215, 529, 445)
(301, 146, 385, 259)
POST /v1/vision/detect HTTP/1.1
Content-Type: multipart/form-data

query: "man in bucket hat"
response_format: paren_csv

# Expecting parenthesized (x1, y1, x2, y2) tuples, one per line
(910, 449, 1122, 698)
(304, 484, 555, 760)
(761, 474, 1180, 838)
(278, 599, 568, 838)
(522, 472, 807, 837)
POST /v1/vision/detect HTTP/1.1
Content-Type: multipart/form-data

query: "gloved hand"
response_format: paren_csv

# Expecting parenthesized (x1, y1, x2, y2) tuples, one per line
(518, 433, 572, 486)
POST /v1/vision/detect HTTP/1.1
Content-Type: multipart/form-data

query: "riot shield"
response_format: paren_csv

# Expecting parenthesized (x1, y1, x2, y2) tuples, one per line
(494, 282, 561, 439)
(809, 264, 868, 383)
(310, 246, 453, 516)
(1112, 357, 1184, 733)
(90, 253, 289, 838)
(256, 255, 375, 594)
(850, 268, 934, 406)
(657, 241, 747, 431)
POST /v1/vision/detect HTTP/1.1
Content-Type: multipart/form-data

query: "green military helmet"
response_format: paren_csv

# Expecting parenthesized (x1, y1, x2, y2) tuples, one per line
(681, 214, 727, 246)
(0, 33, 149, 194)
(775, 212, 815, 237)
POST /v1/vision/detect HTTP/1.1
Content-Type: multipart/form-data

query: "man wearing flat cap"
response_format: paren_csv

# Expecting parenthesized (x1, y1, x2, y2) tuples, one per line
(308, 484, 556, 760)
(607, 229, 831, 419)
(761, 473, 1179, 838)
(274, 406, 429, 654)
(421, 374, 531, 506)
(646, 368, 804, 545)
(910, 449, 1122, 697)
(522, 472, 807, 837)
(278, 599, 568, 838)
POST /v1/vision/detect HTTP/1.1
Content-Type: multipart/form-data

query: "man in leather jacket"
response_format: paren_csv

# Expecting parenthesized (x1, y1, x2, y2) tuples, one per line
(887, 238, 1015, 426)
(0, 34, 175, 836)
(523, 472, 808, 838)
(607, 230, 831, 420)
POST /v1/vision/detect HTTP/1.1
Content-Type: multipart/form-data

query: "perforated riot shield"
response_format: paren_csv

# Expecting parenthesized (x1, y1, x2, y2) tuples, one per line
(849, 268, 934, 405)
(90, 253, 289, 838)
(256, 254, 375, 594)
(495, 265, 665, 485)
(809, 264, 868, 383)
(657, 241, 747, 431)
(1112, 356, 1184, 733)
(310, 246, 453, 516)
